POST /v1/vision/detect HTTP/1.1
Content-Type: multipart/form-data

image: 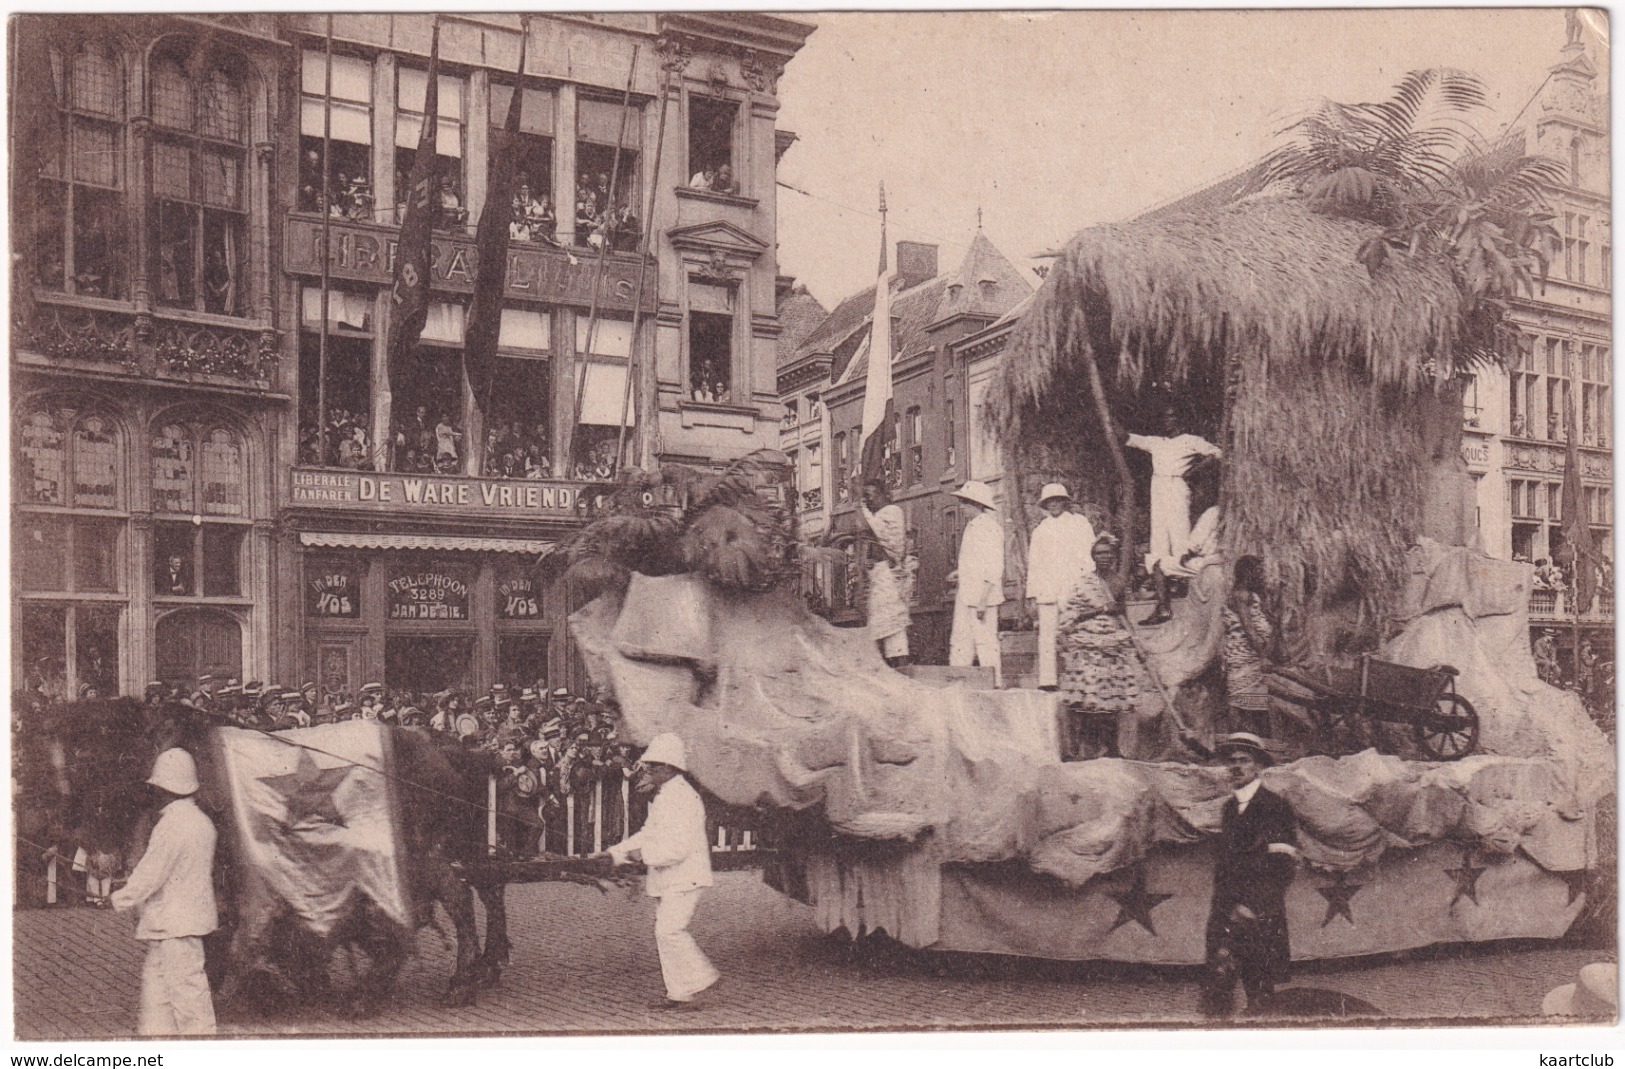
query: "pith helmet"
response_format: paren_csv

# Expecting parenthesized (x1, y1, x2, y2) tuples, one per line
(147, 748, 200, 795)
(641, 733, 688, 772)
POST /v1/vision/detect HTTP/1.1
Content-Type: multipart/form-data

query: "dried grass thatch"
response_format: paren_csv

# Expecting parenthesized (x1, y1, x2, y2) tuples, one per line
(989, 197, 1479, 641)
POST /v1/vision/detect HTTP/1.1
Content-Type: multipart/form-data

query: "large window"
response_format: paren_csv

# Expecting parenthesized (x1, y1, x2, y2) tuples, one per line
(150, 418, 248, 599)
(687, 282, 734, 404)
(490, 83, 557, 243)
(484, 308, 553, 478)
(36, 41, 127, 299)
(298, 286, 375, 467)
(395, 65, 465, 231)
(573, 314, 634, 478)
(390, 303, 467, 473)
(574, 97, 641, 249)
(151, 40, 249, 317)
(687, 95, 738, 194)
(13, 400, 126, 699)
(299, 48, 375, 219)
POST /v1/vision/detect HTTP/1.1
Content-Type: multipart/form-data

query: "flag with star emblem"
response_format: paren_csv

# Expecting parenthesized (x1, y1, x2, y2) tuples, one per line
(211, 721, 411, 937)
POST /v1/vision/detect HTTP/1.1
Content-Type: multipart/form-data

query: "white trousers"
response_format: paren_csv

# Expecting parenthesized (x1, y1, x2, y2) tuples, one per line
(654, 889, 719, 1001)
(138, 936, 216, 1036)
(1035, 601, 1060, 687)
(949, 602, 1002, 685)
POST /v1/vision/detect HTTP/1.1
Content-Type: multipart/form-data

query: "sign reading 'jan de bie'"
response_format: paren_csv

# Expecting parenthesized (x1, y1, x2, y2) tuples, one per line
(291, 468, 594, 518)
(285, 217, 655, 314)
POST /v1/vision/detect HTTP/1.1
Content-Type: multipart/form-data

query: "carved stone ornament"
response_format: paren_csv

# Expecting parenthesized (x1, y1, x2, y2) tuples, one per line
(657, 35, 693, 75)
(255, 141, 275, 164)
(706, 61, 730, 90)
(696, 249, 738, 284)
(741, 50, 782, 94)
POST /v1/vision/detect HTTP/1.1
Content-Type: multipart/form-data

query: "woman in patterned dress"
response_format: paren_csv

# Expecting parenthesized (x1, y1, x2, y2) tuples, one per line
(1221, 555, 1275, 737)
(1058, 533, 1153, 759)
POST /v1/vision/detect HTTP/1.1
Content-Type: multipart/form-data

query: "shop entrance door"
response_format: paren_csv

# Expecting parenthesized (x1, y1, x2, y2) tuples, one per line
(385, 635, 474, 695)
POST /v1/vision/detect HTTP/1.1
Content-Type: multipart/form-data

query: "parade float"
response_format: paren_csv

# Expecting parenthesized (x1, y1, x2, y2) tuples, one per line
(568, 107, 1615, 962)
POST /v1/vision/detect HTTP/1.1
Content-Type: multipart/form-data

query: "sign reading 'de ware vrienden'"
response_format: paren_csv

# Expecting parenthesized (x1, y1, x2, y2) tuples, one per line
(291, 468, 591, 518)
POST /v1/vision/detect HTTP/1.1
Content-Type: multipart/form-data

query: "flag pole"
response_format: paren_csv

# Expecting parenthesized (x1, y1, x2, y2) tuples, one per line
(569, 45, 641, 473)
(613, 63, 672, 476)
(317, 15, 334, 466)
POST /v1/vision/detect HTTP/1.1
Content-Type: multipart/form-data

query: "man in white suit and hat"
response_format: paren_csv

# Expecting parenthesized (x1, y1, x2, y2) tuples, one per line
(110, 748, 218, 1035)
(946, 480, 1006, 685)
(1025, 483, 1096, 690)
(603, 733, 718, 1009)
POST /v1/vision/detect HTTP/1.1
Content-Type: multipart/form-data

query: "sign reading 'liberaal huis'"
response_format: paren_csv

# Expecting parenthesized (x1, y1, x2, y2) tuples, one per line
(291, 468, 596, 518)
(284, 216, 656, 313)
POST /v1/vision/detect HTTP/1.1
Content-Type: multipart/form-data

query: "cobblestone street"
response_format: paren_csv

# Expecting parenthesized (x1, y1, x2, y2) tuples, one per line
(13, 872, 1605, 1040)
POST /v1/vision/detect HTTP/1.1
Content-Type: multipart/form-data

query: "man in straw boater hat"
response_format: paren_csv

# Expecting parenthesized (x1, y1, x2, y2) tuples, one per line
(1025, 483, 1096, 691)
(946, 480, 1006, 686)
(601, 733, 718, 1009)
(110, 748, 219, 1035)
(1200, 732, 1299, 1018)
(1124, 401, 1221, 626)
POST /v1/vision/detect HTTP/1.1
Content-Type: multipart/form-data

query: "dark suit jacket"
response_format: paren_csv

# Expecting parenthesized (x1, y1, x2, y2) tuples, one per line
(1206, 784, 1297, 983)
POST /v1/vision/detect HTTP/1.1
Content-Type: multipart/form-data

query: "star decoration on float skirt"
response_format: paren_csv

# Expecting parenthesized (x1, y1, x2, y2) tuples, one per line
(1105, 870, 1175, 936)
(1444, 849, 1488, 908)
(1315, 870, 1364, 928)
(259, 748, 354, 830)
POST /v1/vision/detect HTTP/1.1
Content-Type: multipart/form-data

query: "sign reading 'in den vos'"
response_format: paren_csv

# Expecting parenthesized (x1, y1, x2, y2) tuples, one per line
(291, 468, 598, 519)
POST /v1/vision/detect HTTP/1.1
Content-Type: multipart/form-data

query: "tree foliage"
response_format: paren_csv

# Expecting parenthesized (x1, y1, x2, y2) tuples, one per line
(1262, 68, 1563, 372)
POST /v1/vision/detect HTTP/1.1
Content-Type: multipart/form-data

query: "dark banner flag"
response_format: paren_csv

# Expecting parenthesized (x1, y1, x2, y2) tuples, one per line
(384, 20, 442, 468)
(464, 26, 530, 428)
(1560, 389, 1598, 614)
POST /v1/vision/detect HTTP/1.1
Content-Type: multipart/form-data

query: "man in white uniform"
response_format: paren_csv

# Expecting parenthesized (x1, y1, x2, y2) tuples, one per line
(1126, 404, 1221, 624)
(1025, 484, 1096, 689)
(605, 733, 718, 1009)
(947, 480, 1006, 685)
(111, 748, 219, 1036)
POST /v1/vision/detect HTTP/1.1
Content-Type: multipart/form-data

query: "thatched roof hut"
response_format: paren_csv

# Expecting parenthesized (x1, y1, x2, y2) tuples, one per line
(987, 197, 1484, 646)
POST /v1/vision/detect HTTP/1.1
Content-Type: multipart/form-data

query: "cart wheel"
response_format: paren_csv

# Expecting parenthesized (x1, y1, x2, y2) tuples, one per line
(1415, 692, 1479, 760)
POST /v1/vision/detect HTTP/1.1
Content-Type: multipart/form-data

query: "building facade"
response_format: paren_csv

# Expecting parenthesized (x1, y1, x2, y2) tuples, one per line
(11, 12, 813, 699)
(783, 233, 1035, 661)
(11, 15, 289, 700)
(1463, 28, 1612, 657)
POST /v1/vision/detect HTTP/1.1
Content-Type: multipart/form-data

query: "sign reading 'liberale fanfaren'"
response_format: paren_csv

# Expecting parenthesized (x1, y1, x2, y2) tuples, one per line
(284, 216, 656, 314)
(291, 468, 597, 519)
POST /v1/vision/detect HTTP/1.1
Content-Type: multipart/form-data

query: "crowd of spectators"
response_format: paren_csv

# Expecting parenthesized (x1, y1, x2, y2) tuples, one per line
(483, 419, 552, 479)
(574, 170, 641, 253)
(392, 404, 464, 475)
(299, 407, 374, 469)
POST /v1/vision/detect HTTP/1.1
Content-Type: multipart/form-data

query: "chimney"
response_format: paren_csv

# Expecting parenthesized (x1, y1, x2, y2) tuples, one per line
(894, 241, 938, 290)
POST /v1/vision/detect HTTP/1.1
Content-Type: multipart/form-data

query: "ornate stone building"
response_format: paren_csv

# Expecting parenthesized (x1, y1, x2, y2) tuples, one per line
(10, 13, 813, 698)
(11, 15, 288, 698)
(1463, 21, 1612, 656)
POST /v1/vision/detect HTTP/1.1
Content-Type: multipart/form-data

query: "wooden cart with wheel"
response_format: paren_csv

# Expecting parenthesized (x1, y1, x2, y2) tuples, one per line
(1273, 655, 1480, 760)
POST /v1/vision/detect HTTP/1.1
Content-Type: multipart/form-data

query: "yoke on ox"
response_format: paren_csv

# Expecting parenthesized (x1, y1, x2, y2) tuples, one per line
(204, 721, 511, 1015)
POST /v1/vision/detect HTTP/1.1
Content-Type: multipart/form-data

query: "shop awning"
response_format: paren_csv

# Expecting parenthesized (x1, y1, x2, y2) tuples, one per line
(300, 532, 556, 555)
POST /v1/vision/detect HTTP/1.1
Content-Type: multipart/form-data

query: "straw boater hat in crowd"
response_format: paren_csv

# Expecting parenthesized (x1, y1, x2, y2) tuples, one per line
(1214, 732, 1275, 766)
(951, 480, 997, 511)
